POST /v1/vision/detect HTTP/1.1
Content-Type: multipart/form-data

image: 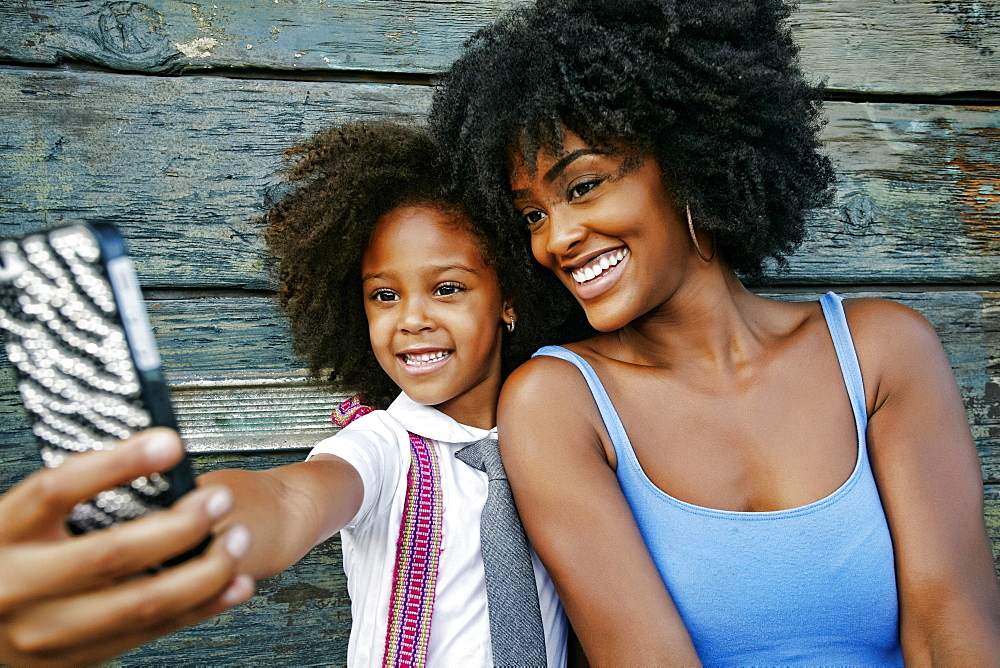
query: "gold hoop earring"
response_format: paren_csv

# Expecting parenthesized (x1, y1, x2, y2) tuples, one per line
(687, 205, 716, 263)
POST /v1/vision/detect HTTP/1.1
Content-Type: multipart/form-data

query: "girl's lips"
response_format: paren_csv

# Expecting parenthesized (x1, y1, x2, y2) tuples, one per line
(569, 248, 629, 301)
(397, 349, 453, 376)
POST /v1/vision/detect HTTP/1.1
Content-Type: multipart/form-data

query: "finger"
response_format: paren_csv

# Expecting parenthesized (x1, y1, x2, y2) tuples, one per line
(0, 429, 184, 541)
(0, 485, 233, 613)
(3, 524, 251, 658)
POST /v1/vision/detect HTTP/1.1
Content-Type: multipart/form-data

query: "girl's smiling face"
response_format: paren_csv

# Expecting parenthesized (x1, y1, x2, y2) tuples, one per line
(361, 205, 513, 429)
(510, 130, 696, 332)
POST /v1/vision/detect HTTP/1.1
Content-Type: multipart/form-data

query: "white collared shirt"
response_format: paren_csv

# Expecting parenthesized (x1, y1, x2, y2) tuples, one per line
(308, 393, 568, 667)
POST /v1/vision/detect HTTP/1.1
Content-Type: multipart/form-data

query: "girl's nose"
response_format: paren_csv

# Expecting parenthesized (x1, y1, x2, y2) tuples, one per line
(398, 298, 434, 333)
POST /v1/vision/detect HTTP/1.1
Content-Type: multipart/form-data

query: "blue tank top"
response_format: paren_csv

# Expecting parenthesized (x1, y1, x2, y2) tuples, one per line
(534, 293, 902, 666)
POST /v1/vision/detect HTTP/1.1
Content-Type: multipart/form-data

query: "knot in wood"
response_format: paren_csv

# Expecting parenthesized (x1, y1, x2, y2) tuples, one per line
(96, 2, 162, 56)
(840, 191, 878, 229)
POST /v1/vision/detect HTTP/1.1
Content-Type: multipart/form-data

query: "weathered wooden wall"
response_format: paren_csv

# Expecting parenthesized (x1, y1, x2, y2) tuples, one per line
(0, 1, 997, 664)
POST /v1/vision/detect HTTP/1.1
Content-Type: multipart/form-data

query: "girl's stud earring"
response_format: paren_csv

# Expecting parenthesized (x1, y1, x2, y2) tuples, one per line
(687, 204, 716, 263)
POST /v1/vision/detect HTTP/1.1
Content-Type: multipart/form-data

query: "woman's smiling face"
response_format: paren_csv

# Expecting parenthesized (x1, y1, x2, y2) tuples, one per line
(510, 130, 694, 332)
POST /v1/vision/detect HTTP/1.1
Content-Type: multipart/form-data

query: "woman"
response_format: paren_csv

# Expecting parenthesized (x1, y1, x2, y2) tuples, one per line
(430, 0, 1000, 664)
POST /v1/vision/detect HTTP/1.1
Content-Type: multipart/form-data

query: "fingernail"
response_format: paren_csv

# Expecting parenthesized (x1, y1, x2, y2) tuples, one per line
(144, 431, 180, 463)
(225, 524, 251, 559)
(219, 574, 254, 607)
(205, 488, 233, 519)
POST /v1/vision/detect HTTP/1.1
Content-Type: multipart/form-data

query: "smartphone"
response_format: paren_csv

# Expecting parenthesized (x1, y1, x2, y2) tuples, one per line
(0, 223, 201, 552)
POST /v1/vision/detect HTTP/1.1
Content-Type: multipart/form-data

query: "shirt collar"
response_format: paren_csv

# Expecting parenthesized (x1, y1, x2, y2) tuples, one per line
(386, 392, 495, 445)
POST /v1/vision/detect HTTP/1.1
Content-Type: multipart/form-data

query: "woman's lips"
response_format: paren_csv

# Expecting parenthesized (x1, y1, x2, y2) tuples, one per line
(569, 248, 630, 301)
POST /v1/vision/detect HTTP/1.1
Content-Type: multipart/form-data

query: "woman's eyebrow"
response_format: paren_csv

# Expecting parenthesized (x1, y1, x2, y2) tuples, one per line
(545, 149, 601, 182)
(510, 149, 603, 200)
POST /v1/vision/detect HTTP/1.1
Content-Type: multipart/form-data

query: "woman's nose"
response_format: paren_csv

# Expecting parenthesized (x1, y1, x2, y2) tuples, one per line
(544, 208, 588, 257)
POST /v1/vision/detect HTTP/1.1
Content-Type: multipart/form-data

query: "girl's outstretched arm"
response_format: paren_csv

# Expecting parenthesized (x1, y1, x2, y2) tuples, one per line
(0, 428, 253, 667)
(853, 299, 1000, 664)
(498, 357, 700, 666)
(200, 454, 363, 579)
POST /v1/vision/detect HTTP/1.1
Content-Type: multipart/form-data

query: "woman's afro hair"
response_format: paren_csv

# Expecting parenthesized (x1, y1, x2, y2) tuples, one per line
(430, 0, 836, 282)
(263, 121, 569, 409)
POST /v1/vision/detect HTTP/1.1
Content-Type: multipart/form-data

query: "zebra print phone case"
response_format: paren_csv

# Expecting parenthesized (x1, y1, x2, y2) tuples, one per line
(0, 223, 198, 536)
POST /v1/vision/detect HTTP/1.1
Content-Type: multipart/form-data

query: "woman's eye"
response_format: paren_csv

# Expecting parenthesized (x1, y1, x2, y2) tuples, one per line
(522, 209, 547, 227)
(568, 179, 602, 201)
(435, 283, 464, 297)
(371, 289, 397, 302)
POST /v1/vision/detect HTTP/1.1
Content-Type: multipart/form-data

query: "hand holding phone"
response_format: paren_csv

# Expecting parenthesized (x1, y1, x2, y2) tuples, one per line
(0, 430, 253, 667)
(0, 223, 197, 534)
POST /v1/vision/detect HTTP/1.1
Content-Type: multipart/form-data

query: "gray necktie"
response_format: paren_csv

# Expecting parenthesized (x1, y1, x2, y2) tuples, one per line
(455, 436, 547, 667)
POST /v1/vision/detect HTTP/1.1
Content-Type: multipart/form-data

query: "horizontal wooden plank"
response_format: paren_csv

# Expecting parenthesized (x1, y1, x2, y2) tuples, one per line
(0, 292, 996, 665)
(1, 289, 998, 478)
(0, 294, 324, 454)
(0, 66, 430, 290)
(0, 452, 995, 666)
(0, 66, 998, 286)
(791, 0, 1000, 96)
(0, 1, 996, 96)
(986, 484, 1000, 572)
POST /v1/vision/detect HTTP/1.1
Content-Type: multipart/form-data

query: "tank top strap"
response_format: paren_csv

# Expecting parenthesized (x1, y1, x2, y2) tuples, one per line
(531, 345, 633, 457)
(819, 292, 868, 434)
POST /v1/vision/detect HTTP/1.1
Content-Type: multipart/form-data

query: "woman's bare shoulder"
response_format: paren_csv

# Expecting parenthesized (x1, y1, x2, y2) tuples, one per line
(499, 349, 612, 464)
(501, 348, 598, 407)
(840, 296, 953, 416)
(841, 297, 943, 365)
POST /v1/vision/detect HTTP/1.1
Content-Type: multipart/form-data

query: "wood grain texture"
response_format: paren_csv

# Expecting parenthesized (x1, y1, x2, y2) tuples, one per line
(0, 66, 998, 286)
(0, 66, 430, 290)
(1, 1, 997, 95)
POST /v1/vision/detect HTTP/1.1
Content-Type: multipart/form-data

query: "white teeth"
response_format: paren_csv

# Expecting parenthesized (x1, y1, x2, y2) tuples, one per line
(571, 248, 629, 284)
(403, 351, 450, 365)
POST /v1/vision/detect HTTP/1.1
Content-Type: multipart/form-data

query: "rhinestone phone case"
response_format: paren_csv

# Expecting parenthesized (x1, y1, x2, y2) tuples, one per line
(0, 223, 198, 535)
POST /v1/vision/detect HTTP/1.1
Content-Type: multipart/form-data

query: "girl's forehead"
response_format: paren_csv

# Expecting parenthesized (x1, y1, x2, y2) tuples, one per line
(364, 204, 491, 271)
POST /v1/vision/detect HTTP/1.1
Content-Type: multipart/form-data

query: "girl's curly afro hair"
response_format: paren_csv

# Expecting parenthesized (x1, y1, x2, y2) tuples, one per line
(430, 0, 836, 283)
(264, 121, 567, 409)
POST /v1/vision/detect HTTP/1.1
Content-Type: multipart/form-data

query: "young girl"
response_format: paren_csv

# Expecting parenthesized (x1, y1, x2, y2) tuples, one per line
(198, 121, 568, 666)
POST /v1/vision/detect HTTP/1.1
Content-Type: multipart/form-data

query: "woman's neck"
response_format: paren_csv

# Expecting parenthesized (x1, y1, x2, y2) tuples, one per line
(599, 266, 776, 377)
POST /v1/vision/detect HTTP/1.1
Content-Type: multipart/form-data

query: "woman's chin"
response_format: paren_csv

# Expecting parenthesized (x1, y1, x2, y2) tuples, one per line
(579, 302, 638, 333)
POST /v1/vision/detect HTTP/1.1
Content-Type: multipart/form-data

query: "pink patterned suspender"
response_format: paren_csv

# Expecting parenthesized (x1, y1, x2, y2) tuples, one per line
(332, 397, 443, 668)
(382, 431, 443, 666)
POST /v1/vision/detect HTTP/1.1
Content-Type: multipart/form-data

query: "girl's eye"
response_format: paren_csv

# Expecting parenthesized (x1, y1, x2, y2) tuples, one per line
(522, 209, 547, 228)
(568, 178, 603, 201)
(371, 289, 398, 302)
(435, 282, 465, 297)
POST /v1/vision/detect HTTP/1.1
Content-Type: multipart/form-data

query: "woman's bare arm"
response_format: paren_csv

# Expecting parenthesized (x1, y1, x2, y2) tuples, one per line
(853, 299, 1000, 665)
(499, 357, 700, 666)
